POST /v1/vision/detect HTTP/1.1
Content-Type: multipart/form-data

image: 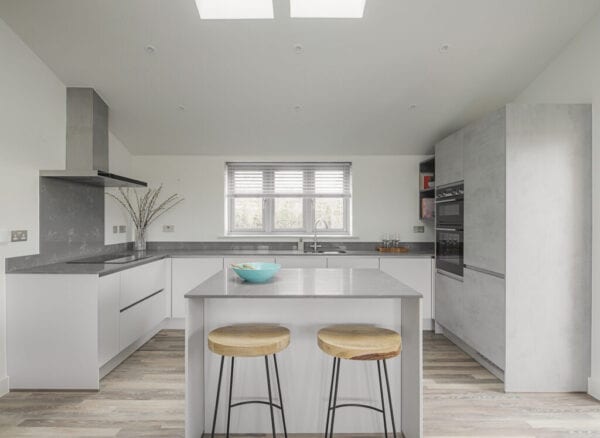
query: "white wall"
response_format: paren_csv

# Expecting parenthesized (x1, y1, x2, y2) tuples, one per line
(0, 17, 135, 396)
(105, 132, 134, 245)
(0, 17, 66, 396)
(516, 10, 600, 398)
(131, 155, 434, 242)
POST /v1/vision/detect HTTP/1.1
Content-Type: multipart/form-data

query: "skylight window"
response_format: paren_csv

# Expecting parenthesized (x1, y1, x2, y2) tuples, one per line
(290, 0, 366, 18)
(195, 0, 274, 19)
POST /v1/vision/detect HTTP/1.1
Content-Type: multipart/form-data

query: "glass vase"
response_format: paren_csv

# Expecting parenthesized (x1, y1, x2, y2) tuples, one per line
(134, 227, 147, 252)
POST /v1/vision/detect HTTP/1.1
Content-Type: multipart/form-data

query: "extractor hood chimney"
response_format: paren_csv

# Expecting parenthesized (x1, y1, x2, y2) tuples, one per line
(40, 88, 147, 188)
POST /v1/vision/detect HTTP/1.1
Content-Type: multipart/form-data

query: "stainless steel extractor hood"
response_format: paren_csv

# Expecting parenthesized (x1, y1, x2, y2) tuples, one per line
(40, 88, 147, 188)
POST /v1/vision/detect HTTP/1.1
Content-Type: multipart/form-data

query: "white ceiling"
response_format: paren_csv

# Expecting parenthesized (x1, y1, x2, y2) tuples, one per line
(1, 0, 599, 155)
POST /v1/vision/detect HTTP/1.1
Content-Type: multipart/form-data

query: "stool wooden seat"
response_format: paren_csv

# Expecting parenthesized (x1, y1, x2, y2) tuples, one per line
(317, 324, 402, 360)
(208, 324, 291, 357)
(318, 324, 401, 438)
(208, 324, 290, 438)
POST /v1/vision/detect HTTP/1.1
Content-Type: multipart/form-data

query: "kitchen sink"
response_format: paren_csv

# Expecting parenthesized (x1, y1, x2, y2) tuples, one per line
(305, 249, 347, 254)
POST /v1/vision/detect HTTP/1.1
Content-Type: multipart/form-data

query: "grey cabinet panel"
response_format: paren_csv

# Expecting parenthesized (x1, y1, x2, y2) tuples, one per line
(435, 129, 463, 187)
(463, 108, 506, 275)
(434, 272, 463, 337)
(463, 268, 505, 370)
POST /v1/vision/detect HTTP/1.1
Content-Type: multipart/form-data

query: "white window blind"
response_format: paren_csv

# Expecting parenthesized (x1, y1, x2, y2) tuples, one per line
(225, 162, 352, 235)
(226, 162, 352, 198)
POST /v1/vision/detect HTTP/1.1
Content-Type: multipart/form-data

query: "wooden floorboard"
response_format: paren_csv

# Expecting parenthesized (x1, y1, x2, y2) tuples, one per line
(0, 330, 599, 437)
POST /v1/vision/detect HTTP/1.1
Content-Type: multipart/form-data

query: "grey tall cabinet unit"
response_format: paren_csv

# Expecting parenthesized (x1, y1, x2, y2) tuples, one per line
(435, 104, 592, 392)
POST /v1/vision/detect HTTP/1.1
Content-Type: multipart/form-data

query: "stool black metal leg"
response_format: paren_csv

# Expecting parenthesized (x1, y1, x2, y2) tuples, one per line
(324, 357, 337, 438)
(328, 358, 341, 438)
(226, 357, 235, 438)
(273, 354, 288, 438)
(383, 360, 397, 438)
(211, 356, 225, 438)
(265, 355, 277, 438)
(377, 361, 389, 437)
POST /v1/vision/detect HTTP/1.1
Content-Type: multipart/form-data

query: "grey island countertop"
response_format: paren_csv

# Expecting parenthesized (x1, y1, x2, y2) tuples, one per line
(185, 268, 422, 299)
(6, 248, 434, 277)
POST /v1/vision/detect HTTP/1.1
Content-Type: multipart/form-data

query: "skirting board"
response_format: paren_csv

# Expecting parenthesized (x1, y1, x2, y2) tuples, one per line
(0, 376, 9, 398)
(589, 377, 600, 401)
(436, 323, 505, 382)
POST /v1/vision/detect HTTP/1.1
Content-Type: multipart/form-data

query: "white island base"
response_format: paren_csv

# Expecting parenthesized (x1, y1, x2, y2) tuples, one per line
(185, 268, 422, 438)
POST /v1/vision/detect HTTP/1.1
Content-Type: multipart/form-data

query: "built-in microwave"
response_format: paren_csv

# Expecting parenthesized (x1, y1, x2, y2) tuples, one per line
(435, 182, 464, 229)
(436, 182, 464, 277)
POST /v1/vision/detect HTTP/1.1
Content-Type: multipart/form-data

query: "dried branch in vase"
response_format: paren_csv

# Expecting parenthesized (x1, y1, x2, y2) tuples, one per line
(106, 185, 183, 250)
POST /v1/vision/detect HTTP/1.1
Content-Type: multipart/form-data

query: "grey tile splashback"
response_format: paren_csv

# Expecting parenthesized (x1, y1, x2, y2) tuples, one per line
(39, 177, 104, 259)
(146, 241, 434, 252)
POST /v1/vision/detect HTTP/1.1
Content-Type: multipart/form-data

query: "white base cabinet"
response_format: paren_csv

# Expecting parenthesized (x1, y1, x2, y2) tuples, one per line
(275, 255, 327, 268)
(171, 258, 223, 318)
(380, 258, 433, 328)
(120, 290, 167, 350)
(327, 256, 380, 269)
(7, 259, 169, 390)
(98, 273, 120, 366)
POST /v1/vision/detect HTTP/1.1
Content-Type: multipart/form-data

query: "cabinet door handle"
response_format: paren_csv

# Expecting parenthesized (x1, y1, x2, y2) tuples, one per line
(463, 265, 505, 279)
(436, 269, 464, 282)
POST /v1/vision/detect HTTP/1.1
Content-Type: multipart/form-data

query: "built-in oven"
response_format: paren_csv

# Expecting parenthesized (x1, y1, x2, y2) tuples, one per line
(436, 182, 464, 277)
(436, 228, 464, 277)
(436, 183, 464, 228)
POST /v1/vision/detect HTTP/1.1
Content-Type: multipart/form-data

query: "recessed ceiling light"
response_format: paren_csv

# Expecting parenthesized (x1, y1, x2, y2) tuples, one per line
(195, 0, 274, 19)
(144, 45, 156, 54)
(290, 0, 366, 18)
(439, 44, 450, 53)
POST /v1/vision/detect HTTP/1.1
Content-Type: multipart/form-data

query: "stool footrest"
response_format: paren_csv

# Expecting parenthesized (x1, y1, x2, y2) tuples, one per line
(230, 400, 283, 410)
(329, 403, 384, 414)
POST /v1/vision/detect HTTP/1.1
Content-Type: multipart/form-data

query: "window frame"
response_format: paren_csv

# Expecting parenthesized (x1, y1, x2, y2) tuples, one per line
(226, 163, 352, 236)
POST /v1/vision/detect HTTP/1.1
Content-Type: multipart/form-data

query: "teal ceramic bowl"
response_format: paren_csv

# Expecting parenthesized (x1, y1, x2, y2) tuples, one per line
(231, 262, 281, 283)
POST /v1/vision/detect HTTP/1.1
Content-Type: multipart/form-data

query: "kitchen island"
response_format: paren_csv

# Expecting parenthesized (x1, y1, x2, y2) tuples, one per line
(185, 268, 422, 438)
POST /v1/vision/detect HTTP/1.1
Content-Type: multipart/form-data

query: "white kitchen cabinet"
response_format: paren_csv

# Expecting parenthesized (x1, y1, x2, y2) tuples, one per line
(224, 256, 276, 265)
(120, 259, 167, 310)
(119, 290, 167, 350)
(435, 129, 463, 187)
(98, 273, 120, 367)
(327, 256, 379, 269)
(463, 267, 505, 370)
(434, 271, 464, 338)
(275, 256, 327, 268)
(380, 258, 433, 328)
(171, 258, 223, 318)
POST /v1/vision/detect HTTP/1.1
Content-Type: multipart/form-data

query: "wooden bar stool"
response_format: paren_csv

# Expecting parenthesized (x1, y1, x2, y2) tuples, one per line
(317, 324, 401, 438)
(208, 324, 290, 438)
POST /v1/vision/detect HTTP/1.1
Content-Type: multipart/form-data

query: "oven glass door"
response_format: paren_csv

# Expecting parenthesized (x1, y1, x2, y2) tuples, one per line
(436, 198, 463, 228)
(436, 229, 464, 277)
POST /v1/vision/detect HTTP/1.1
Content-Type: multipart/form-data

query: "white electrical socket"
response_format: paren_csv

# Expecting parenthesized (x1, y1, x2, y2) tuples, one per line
(113, 226, 118, 234)
(163, 225, 175, 233)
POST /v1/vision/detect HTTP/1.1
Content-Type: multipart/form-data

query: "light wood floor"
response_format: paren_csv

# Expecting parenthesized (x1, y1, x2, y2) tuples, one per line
(0, 330, 599, 437)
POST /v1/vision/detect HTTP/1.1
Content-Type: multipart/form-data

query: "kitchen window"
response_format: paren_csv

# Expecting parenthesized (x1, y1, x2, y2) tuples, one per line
(226, 162, 352, 235)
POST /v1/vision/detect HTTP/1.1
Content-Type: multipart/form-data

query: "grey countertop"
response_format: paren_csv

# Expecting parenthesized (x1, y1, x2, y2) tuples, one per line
(185, 268, 422, 299)
(7, 249, 433, 277)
